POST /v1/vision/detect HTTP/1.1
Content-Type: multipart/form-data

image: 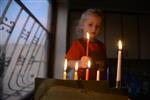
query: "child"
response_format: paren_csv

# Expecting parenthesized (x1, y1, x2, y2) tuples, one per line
(66, 8, 107, 80)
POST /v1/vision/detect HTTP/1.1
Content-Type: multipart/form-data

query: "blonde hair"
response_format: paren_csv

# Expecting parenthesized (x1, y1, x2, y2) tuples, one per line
(76, 9, 104, 36)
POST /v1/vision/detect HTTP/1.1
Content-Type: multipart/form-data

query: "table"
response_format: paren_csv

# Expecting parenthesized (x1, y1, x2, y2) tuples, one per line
(34, 78, 128, 100)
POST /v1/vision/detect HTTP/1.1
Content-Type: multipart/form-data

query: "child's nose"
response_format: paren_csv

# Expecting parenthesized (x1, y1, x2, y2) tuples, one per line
(92, 26, 97, 32)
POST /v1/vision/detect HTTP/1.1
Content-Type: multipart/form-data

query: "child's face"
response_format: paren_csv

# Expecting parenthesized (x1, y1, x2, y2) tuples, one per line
(82, 14, 103, 39)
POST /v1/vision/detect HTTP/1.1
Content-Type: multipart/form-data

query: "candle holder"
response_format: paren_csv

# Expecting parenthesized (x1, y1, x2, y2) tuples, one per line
(116, 81, 121, 89)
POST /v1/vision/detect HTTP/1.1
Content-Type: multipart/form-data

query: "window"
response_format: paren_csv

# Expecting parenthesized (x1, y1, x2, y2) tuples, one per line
(0, 0, 52, 99)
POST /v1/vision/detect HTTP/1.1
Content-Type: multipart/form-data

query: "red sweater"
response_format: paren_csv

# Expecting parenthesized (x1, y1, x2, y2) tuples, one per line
(66, 38, 107, 80)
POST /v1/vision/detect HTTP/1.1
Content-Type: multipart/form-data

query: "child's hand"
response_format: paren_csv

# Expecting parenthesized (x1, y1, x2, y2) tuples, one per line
(80, 56, 91, 68)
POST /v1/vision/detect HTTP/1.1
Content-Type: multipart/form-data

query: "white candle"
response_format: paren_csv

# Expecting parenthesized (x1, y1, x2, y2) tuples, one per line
(86, 32, 90, 56)
(116, 40, 123, 88)
(74, 62, 78, 80)
(96, 70, 100, 81)
(63, 59, 67, 80)
(86, 60, 91, 80)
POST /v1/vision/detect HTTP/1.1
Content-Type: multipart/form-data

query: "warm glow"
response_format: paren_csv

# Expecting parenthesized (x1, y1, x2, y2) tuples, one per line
(87, 32, 90, 40)
(75, 62, 78, 71)
(64, 59, 67, 71)
(118, 40, 123, 50)
(88, 60, 91, 68)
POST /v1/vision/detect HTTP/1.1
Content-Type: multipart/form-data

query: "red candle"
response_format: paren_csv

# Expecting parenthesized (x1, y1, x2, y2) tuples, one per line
(85, 60, 91, 80)
(86, 32, 90, 56)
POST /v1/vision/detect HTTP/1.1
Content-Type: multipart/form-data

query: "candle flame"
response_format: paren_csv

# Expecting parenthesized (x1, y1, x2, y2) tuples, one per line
(87, 32, 90, 40)
(118, 40, 123, 50)
(64, 59, 67, 71)
(88, 60, 91, 68)
(75, 62, 78, 71)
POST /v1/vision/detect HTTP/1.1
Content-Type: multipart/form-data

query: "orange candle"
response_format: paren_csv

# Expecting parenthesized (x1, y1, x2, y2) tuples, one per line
(116, 40, 123, 88)
(86, 60, 91, 80)
(74, 62, 78, 80)
(63, 59, 67, 80)
(85, 69, 89, 80)
(86, 32, 90, 56)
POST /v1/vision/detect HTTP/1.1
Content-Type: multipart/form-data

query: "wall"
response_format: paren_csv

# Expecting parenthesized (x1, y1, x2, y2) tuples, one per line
(54, 2, 68, 79)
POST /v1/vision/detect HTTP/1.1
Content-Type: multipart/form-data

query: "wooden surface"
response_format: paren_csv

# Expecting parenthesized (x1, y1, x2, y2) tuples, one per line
(34, 78, 128, 100)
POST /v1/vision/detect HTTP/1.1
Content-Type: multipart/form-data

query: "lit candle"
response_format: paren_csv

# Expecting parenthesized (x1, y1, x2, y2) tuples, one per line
(96, 69, 100, 81)
(74, 62, 78, 80)
(86, 60, 91, 80)
(116, 40, 123, 88)
(86, 32, 90, 56)
(63, 59, 67, 80)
